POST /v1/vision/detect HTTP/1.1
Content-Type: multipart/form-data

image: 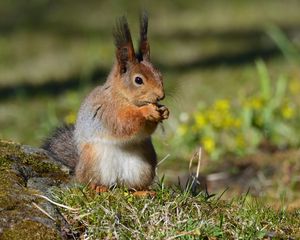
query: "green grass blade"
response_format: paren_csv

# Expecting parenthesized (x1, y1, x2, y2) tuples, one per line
(266, 25, 300, 63)
(256, 60, 271, 100)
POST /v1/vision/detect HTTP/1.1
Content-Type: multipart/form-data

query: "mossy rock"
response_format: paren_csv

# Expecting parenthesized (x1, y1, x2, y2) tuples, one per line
(0, 140, 72, 240)
(1, 221, 59, 240)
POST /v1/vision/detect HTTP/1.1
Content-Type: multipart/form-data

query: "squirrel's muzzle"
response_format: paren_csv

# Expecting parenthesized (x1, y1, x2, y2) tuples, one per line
(155, 89, 165, 102)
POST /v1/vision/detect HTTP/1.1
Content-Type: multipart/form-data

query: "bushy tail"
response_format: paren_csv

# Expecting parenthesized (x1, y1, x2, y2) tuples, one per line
(42, 125, 78, 171)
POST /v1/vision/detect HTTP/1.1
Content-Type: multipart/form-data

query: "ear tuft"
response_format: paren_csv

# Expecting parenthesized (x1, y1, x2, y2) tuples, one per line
(113, 16, 132, 50)
(113, 16, 136, 73)
(138, 11, 150, 61)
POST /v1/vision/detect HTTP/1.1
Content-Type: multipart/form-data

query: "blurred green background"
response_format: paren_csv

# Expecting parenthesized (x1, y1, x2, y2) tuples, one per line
(1, 0, 300, 207)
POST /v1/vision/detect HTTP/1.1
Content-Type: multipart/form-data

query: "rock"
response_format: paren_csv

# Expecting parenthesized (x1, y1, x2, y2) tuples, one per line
(0, 140, 72, 239)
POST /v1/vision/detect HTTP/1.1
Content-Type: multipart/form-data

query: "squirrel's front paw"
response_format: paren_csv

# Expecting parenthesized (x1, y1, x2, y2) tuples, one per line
(140, 104, 167, 122)
(143, 104, 161, 122)
(158, 105, 169, 120)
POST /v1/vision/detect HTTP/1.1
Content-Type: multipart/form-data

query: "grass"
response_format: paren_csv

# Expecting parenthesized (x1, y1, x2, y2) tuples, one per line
(53, 183, 300, 239)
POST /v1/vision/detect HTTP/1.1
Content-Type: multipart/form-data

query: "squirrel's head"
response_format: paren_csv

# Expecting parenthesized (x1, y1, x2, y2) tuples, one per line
(112, 13, 164, 106)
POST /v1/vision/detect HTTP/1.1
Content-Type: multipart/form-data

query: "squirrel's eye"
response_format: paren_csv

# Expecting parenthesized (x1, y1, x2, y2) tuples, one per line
(134, 76, 144, 85)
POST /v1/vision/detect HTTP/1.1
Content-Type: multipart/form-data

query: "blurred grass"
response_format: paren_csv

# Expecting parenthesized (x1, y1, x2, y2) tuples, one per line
(1, 0, 300, 86)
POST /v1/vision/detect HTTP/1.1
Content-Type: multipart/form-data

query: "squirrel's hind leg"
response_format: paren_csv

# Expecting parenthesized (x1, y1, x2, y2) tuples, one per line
(76, 143, 98, 184)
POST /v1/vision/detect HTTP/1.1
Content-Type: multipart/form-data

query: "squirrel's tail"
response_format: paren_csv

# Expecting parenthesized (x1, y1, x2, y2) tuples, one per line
(42, 124, 78, 171)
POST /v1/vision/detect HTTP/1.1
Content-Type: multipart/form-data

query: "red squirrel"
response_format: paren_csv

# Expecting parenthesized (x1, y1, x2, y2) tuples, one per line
(43, 13, 169, 193)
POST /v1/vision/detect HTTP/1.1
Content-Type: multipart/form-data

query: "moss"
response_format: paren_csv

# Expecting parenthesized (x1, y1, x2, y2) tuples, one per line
(0, 170, 26, 210)
(0, 156, 11, 170)
(0, 140, 68, 180)
(0, 140, 69, 208)
(0, 174, 56, 238)
(1, 220, 60, 240)
(0, 140, 71, 237)
(22, 154, 60, 175)
(0, 140, 21, 156)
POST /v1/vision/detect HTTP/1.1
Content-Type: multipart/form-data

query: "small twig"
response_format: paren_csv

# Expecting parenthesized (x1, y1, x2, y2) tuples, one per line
(34, 194, 79, 211)
(32, 202, 55, 221)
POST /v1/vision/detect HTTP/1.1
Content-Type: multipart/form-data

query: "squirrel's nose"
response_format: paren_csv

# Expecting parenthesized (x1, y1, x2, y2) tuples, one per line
(156, 92, 165, 101)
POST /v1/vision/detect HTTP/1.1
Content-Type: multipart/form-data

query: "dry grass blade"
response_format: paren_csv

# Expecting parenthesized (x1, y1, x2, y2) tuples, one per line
(157, 153, 171, 166)
(34, 194, 79, 211)
(188, 147, 202, 185)
(195, 147, 202, 178)
(32, 202, 55, 221)
(166, 230, 198, 240)
(156, 153, 171, 175)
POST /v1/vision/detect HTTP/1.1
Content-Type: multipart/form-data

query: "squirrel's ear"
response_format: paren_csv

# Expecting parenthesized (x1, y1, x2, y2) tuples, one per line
(137, 11, 150, 62)
(113, 16, 136, 74)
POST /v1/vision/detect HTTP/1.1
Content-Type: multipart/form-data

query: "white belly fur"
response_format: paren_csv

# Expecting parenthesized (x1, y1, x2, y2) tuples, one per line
(92, 142, 153, 187)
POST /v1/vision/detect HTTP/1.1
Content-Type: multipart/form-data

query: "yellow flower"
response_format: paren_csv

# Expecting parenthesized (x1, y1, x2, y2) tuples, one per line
(194, 112, 206, 129)
(207, 110, 222, 128)
(178, 124, 188, 135)
(64, 112, 77, 124)
(245, 97, 263, 110)
(281, 105, 295, 119)
(223, 114, 236, 128)
(213, 99, 230, 112)
(202, 137, 215, 154)
(289, 79, 300, 95)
